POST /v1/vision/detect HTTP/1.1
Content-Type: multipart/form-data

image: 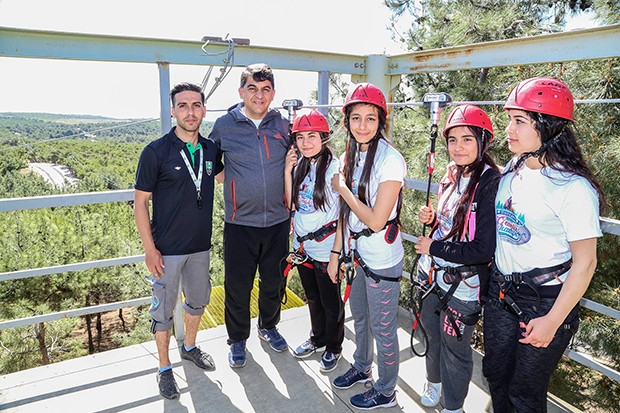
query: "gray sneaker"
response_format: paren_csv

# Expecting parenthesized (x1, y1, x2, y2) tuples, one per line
(181, 345, 216, 371)
(292, 340, 326, 358)
(157, 369, 180, 399)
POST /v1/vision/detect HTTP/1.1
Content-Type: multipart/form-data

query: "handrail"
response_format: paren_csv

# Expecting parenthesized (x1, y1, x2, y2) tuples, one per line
(0, 182, 619, 382)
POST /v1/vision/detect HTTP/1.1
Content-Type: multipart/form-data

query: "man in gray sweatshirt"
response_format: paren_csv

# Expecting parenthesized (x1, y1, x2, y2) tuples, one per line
(210, 63, 291, 368)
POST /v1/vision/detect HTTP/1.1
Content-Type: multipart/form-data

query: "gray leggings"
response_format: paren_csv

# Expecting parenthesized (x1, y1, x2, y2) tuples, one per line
(349, 260, 402, 396)
(420, 289, 479, 410)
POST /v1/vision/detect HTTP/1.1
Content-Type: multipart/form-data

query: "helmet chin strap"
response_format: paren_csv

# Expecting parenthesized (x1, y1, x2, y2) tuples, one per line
(506, 132, 559, 174)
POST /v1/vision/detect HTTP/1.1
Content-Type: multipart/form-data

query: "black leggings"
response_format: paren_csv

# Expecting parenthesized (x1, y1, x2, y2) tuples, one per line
(482, 286, 578, 413)
(297, 261, 344, 354)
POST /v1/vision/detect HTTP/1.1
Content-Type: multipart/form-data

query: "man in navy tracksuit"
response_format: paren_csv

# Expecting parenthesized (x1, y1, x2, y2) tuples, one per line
(209, 63, 291, 368)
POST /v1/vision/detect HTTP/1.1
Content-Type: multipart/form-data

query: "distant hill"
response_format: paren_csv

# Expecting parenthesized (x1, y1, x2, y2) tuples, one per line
(0, 112, 214, 144)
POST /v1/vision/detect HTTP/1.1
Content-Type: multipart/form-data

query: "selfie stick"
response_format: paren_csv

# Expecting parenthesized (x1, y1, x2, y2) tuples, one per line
(421, 92, 451, 236)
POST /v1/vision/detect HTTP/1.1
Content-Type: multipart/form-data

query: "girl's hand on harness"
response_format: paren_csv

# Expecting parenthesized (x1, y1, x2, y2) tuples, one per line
(418, 203, 435, 225)
(415, 236, 433, 256)
(327, 253, 340, 284)
(518, 315, 558, 348)
(285, 146, 298, 173)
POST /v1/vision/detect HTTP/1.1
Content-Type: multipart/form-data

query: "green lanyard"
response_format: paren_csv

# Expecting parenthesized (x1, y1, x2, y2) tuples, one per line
(180, 142, 204, 209)
(185, 141, 203, 166)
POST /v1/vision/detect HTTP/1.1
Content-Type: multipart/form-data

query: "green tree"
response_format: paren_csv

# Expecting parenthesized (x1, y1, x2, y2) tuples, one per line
(384, 0, 620, 410)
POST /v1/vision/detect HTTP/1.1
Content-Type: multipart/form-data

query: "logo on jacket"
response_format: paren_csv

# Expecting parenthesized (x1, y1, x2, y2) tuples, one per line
(205, 161, 213, 176)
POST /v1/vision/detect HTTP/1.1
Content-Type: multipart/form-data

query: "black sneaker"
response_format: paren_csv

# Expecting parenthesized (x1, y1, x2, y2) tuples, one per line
(181, 345, 216, 371)
(333, 365, 372, 389)
(157, 369, 180, 399)
(350, 387, 397, 410)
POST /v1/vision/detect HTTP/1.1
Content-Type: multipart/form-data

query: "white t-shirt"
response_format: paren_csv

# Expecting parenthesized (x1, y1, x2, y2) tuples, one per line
(293, 157, 340, 262)
(420, 175, 480, 301)
(495, 164, 602, 284)
(345, 139, 406, 269)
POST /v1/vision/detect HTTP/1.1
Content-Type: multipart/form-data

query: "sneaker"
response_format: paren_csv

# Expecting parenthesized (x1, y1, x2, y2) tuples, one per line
(157, 369, 180, 399)
(441, 409, 463, 413)
(181, 345, 215, 371)
(228, 340, 247, 368)
(257, 326, 288, 352)
(319, 351, 340, 372)
(350, 387, 397, 410)
(333, 365, 372, 389)
(420, 381, 441, 407)
(292, 340, 326, 358)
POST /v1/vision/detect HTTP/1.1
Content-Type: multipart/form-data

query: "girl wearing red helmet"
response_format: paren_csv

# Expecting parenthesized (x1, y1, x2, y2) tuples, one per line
(414, 105, 500, 413)
(483, 77, 605, 412)
(329, 83, 406, 410)
(284, 110, 344, 373)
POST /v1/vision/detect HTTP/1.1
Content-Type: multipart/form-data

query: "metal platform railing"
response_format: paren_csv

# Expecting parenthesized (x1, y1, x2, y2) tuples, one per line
(1, 181, 619, 382)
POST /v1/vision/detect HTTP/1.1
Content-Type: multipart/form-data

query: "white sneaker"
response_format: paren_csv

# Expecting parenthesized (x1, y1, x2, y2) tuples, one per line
(420, 381, 441, 407)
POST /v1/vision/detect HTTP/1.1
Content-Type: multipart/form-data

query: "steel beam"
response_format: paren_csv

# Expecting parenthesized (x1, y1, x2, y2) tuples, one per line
(389, 24, 620, 74)
(0, 26, 366, 75)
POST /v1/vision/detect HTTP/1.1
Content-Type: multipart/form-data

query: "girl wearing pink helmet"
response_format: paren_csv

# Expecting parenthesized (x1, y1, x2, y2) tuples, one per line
(483, 77, 604, 412)
(284, 110, 344, 373)
(415, 105, 500, 413)
(329, 83, 406, 410)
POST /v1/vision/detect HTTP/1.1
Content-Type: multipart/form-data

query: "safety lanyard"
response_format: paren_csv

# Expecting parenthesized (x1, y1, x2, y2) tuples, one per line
(179, 147, 204, 209)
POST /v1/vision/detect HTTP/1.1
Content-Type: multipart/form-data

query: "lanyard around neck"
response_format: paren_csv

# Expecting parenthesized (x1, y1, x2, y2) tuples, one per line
(179, 147, 204, 208)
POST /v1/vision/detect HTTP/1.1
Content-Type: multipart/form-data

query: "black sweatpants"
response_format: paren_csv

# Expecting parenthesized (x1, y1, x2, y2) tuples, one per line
(297, 260, 345, 354)
(223, 220, 289, 343)
(482, 284, 578, 413)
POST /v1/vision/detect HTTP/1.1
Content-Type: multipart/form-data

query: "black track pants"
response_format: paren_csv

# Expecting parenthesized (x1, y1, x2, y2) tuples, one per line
(223, 220, 289, 343)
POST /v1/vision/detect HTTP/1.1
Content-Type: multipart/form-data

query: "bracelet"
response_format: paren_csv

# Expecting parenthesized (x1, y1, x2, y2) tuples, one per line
(330, 250, 341, 255)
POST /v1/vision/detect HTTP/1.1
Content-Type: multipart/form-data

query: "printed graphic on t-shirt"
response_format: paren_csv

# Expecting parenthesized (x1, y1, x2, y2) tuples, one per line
(496, 196, 531, 245)
(298, 181, 316, 214)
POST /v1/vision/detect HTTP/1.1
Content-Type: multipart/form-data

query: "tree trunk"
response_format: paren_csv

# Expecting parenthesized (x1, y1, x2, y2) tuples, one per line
(119, 308, 126, 331)
(96, 313, 102, 351)
(85, 314, 94, 354)
(35, 322, 50, 364)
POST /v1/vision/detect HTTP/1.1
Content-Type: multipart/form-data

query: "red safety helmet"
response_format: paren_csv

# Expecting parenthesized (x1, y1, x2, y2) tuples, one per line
(443, 104, 494, 142)
(504, 77, 574, 121)
(292, 110, 330, 134)
(342, 83, 387, 115)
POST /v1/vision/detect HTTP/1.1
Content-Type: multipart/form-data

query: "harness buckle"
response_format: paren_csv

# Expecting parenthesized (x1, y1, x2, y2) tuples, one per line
(504, 273, 524, 284)
(286, 251, 307, 265)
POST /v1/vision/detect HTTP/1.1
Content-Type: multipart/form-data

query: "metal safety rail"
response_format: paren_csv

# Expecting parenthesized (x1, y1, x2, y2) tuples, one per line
(1, 182, 619, 384)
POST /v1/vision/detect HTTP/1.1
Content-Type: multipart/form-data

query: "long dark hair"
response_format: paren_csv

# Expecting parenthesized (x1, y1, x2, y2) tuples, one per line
(291, 132, 333, 212)
(439, 126, 498, 241)
(339, 103, 402, 227)
(506, 111, 605, 213)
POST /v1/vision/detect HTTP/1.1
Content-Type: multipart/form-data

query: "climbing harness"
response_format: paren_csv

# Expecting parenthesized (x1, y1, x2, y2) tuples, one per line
(489, 260, 572, 324)
(279, 220, 338, 304)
